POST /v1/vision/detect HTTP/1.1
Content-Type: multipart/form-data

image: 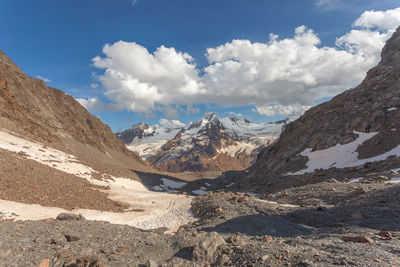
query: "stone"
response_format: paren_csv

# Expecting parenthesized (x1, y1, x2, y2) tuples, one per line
(237, 196, 249, 203)
(341, 236, 373, 243)
(64, 234, 80, 242)
(146, 259, 158, 267)
(264, 236, 273, 242)
(378, 176, 389, 181)
(350, 213, 364, 219)
(228, 235, 237, 243)
(378, 230, 393, 239)
(354, 188, 366, 194)
(192, 232, 226, 262)
(56, 213, 85, 221)
(39, 259, 50, 267)
(261, 255, 269, 261)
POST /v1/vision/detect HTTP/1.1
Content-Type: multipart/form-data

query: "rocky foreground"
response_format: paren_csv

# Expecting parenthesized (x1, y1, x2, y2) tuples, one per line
(1, 172, 399, 266)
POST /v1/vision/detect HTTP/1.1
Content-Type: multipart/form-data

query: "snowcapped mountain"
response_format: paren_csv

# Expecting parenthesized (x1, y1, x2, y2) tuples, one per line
(116, 113, 286, 172)
(116, 122, 183, 160)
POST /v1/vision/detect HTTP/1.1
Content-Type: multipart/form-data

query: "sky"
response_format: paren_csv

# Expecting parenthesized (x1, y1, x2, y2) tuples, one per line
(1, 0, 400, 132)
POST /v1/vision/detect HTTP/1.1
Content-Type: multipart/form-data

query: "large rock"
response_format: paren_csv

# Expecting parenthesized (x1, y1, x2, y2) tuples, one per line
(56, 213, 85, 221)
(191, 232, 225, 262)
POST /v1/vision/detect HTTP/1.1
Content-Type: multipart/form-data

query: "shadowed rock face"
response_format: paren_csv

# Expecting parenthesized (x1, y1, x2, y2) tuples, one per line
(247, 26, 400, 182)
(0, 49, 140, 160)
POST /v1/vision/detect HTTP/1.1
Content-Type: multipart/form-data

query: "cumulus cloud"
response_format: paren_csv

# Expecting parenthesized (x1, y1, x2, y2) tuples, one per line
(91, 41, 203, 114)
(159, 119, 186, 129)
(255, 104, 312, 117)
(84, 7, 400, 118)
(76, 98, 116, 112)
(228, 111, 245, 118)
(314, 0, 349, 11)
(36, 75, 51, 83)
(354, 7, 400, 30)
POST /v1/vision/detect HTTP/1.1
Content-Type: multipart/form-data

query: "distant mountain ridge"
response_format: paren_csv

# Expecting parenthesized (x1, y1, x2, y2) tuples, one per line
(117, 113, 286, 172)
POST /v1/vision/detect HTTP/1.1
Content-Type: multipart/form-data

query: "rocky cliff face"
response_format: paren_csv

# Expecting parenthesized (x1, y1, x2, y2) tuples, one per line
(245, 27, 400, 185)
(0, 49, 140, 159)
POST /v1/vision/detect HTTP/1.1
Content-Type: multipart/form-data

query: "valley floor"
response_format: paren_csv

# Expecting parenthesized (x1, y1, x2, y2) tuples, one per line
(1, 177, 400, 266)
(0, 129, 399, 266)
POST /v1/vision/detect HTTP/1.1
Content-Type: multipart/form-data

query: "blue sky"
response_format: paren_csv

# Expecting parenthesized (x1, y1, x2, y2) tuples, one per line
(1, 0, 399, 132)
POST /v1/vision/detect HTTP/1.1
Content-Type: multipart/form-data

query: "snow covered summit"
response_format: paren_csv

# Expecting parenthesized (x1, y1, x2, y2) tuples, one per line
(117, 113, 287, 173)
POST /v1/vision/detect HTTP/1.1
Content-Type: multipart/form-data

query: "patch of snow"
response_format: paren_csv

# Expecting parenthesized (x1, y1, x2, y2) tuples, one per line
(161, 178, 187, 189)
(253, 198, 299, 208)
(348, 177, 364, 183)
(192, 187, 209, 195)
(0, 177, 194, 233)
(126, 127, 182, 159)
(386, 176, 400, 184)
(289, 132, 400, 175)
(0, 129, 95, 179)
(151, 178, 187, 193)
(0, 129, 194, 233)
(218, 141, 258, 157)
(298, 224, 315, 230)
(225, 183, 235, 188)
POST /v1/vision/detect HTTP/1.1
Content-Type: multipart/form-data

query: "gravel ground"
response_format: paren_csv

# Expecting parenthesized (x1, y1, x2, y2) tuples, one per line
(0, 148, 126, 212)
(1, 176, 399, 267)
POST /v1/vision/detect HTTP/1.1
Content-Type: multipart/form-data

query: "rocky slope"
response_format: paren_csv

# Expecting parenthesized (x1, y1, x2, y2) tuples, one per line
(0, 49, 139, 160)
(243, 26, 400, 190)
(117, 113, 286, 173)
(1, 172, 400, 266)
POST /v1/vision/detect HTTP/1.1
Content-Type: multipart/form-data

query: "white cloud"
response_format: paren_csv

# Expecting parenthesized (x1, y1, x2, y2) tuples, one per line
(91, 41, 203, 114)
(84, 7, 400, 118)
(76, 98, 114, 112)
(228, 111, 245, 118)
(131, 0, 138, 6)
(354, 7, 400, 31)
(36, 75, 51, 83)
(158, 119, 186, 129)
(314, 0, 348, 11)
(90, 83, 99, 88)
(255, 104, 312, 117)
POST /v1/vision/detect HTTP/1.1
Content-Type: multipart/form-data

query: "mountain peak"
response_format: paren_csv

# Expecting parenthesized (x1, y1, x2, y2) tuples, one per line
(204, 112, 217, 122)
(381, 26, 400, 65)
